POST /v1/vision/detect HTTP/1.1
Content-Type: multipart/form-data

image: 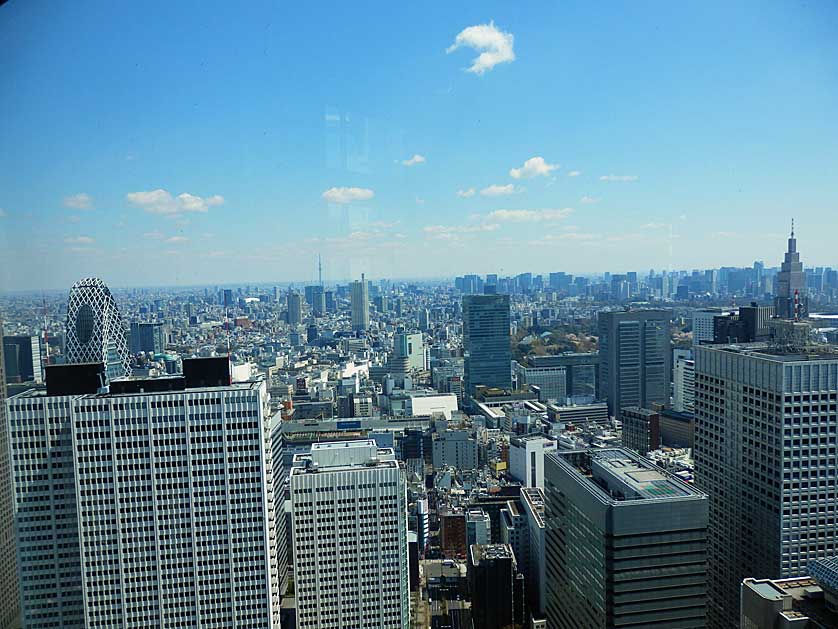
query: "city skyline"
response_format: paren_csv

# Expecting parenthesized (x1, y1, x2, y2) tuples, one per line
(5, 2, 838, 628)
(2, 1, 838, 290)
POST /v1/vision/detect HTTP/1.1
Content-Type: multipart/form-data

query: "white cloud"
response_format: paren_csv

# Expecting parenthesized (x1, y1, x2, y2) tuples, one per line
(712, 231, 736, 238)
(643, 222, 668, 229)
(509, 156, 559, 179)
(64, 235, 95, 244)
(480, 183, 517, 197)
(567, 171, 581, 177)
(537, 232, 598, 243)
(64, 193, 93, 210)
(446, 21, 515, 75)
(177, 193, 223, 212)
(599, 175, 638, 182)
(0, 208, 7, 218)
(126, 189, 224, 215)
(66, 215, 81, 223)
(487, 208, 573, 222)
(143, 230, 164, 240)
(457, 188, 476, 198)
(402, 154, 426, 167)
(322, 187, 375, 204)
(416, 197, 426, 205)
(423, 223, 500, 234)
(165, 236, 189, 244)
(580, 196, 600, 204)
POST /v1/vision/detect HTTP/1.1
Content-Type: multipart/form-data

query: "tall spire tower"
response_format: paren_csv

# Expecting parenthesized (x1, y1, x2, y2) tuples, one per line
(774, 219, 807, 319)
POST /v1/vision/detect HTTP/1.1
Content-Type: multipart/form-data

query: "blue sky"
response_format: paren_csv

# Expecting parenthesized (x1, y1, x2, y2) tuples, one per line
(1, 0, 837, 290)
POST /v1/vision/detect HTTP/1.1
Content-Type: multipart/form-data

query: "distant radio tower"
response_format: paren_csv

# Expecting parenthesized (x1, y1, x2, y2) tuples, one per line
(318, 253, 323, 287)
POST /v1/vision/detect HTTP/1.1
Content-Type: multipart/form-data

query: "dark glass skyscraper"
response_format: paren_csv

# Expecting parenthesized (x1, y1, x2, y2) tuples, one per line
(463, 294, 511, 395)
(597, 309, 672, 417)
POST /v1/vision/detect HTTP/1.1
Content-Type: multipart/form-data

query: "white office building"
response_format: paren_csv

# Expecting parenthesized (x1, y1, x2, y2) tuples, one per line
(521, 487, 547, 617)
(509, 435, 557, 488)
(695, 340, 838, 628)
(673, 355, 695, 413)
(466, 508, 491, 547)
(692, 308, 732, 347)
(290, 440, 410, 629)
(500, 500, 528, 577)
(7, 364, 282, 628)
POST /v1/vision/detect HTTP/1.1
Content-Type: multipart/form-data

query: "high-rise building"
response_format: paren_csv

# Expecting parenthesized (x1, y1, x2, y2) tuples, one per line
(513, 361, 566, 402)
(6, 359, 283, 628)
(526, 352, 599, 402)
(544, 447, 708, 628)
(418, 308, 430, 331)
(468, 544, 526, 629)
(128, 321, 167, 354)
(694, 342, 838, 628)
(432, 430, 478, 470)
(2, 335, 43, 383)
(466, 508, 491, 547)
(290, 440, 410, 628)
(305, 285, 326, 316)
(693, 308, 731, 347)
(774, 221, 808, 319)
(0, 322, 20, 629)
(673, 355, 695, 413)
(268, 412, 290, 599)
(597, 309, 672, 417)
(463, 294, 512, 396)
(520, 487, 547, 618)
(509, 435, 557, 488)
(620, 406, 661, 456)
(324, 289, 336, 313)
(287, 290, 303, 326)
(392, 332, 426, 372)
(65, 277, 131, 379)
(351, 274, 370, 331)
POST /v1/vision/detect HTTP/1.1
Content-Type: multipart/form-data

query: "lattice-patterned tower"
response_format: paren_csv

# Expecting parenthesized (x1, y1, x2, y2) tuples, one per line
(65, 277, 131, 379)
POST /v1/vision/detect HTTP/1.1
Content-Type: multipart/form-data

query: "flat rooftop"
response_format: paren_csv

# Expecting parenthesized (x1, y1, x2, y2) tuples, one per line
(470, 544, 514, 564)
(10, 379, 257, 400)
(521, 487, 545, 528)
(290, 439, 398, 474)
(554, 447, 703, 503)
(702, 342, 838, 363)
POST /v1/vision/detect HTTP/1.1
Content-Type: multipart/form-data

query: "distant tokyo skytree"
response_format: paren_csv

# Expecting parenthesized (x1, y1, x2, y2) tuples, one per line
(774, 220, 808, 319)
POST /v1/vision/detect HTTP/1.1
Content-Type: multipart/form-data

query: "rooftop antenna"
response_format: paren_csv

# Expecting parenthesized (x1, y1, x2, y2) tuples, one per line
(318, 254, 323, 287)
(791, 218, 795, 238)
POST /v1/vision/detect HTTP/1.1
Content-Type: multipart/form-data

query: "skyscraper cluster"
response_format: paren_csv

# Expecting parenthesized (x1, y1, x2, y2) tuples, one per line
(3, 226, 838, 629)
